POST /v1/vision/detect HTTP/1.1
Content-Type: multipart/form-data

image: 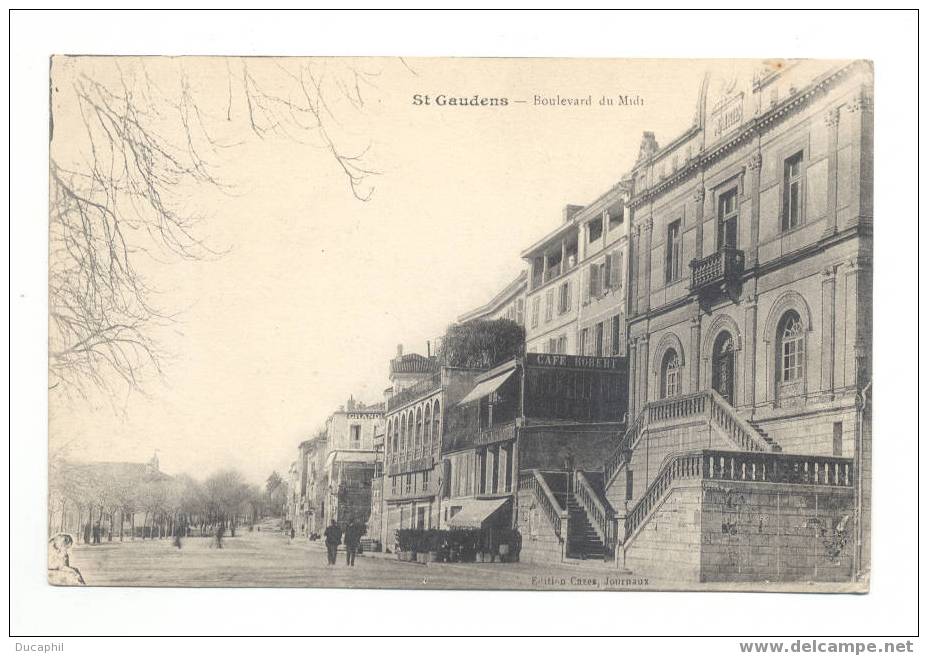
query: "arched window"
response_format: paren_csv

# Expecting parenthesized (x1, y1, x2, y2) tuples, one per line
(432, 401, 441, 445)
(415, 408, 423, 449)
(660, 349, 681, 399)
(386, 420, 393, 453)
(401, 413, 408, 452)
(777, 311, 805, 386)
(392, 419, 399, 453)
(423, 405, 432, 445)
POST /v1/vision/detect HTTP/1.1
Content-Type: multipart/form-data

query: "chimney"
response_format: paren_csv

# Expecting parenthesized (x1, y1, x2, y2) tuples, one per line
(427, 340, 431, 358)
(396, 344, 403, 358)
(562, 204, 584, 224)
(637, 131, 660, 163)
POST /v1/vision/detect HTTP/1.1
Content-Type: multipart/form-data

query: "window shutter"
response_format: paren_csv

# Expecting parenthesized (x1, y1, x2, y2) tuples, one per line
(603, 320, 612, 356)
(604, 254, 613, 290)
(615, 250, 623, 289)
(582, 267, 591, 305)
(566, 280, 572, 310)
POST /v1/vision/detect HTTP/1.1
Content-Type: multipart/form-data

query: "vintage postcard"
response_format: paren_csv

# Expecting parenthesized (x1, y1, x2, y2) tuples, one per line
(47, 56, 873, 592)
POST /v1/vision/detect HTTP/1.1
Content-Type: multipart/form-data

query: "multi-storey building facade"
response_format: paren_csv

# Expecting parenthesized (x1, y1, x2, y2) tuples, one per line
(322, 397, 383, 529)
(456, 271, 527, 326)
(381, 347, 483, 547)
(512, 60, 872, 582)
(522, 188, 632, 359)
(522, 206, 583, 355)
(574, 184, 631, 361)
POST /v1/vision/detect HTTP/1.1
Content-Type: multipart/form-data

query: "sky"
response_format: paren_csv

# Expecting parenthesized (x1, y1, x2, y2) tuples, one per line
(48, 57, 717, 483)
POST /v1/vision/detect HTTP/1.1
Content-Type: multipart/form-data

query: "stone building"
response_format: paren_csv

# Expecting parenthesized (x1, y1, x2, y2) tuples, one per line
(381, 346, 483, 547)
(444, 354, 628, 557)
(522, 206, 583, 355)
(521, 185, 631, 359)
(515, 60, 872, 583)
(322, 397, 383, 530)
(456, 271, 526, 326)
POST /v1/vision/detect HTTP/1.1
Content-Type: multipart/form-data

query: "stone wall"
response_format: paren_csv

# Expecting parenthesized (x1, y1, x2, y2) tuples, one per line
(620, 478, 855, 583)
(622, 480, 703, 582)
(515, 487, 564, 565)
(701, 481, 855, 582)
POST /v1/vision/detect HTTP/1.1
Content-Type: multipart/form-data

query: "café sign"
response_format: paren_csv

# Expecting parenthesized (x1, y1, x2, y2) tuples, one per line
(526, 353, 626, 371)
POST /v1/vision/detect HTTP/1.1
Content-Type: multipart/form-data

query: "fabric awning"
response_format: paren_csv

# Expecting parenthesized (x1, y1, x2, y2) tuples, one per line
(446, 497, 510, 529)
(325, 450, 380, 469)
(458, 368, 516, 406)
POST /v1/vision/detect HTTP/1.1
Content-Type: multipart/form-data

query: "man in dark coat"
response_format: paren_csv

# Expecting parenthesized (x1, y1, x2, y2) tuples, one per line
(323, 520, 342, 566)
(344, 520, 362, 567)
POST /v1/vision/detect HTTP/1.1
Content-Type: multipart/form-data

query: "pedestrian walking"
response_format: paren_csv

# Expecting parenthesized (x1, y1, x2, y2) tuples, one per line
(289, 526, 295, 544)
(92, 521, 101, 545)
(211, 523, 225, 549)
(323, 520, 342, 566)
(344, 520, 362, 567)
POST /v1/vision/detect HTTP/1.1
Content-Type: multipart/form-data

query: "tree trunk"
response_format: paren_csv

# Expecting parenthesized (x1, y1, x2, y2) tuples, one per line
(58, 499, 67, 533)
(142, 511, 149, 539)
(131, 513, 136, 540)
(119, 509, 124, 542)
(77, 508, 83, 543)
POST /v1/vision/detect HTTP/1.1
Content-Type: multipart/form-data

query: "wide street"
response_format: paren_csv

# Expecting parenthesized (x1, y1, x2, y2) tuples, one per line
(65, 520, 652, 591)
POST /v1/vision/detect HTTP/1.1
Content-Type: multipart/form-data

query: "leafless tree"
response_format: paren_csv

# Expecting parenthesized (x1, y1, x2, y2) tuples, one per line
(49, 56, 391, 398)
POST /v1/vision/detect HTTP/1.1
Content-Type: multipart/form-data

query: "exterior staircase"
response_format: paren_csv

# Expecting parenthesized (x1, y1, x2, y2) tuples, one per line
(747, 419, 781, 451)
(565, 491, 609, 560)
(518, 469, 617, 563)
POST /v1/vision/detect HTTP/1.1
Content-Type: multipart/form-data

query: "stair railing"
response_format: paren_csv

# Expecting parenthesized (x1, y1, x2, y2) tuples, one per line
(603, 405, 649, 487)
(624, 450, 706, 543)
(706, 389, 778, 452)
(572, 470, 619, 552)
(518, 469, 569, 543)
(606, 390, 779, 489)
(622, 449, 854, 548)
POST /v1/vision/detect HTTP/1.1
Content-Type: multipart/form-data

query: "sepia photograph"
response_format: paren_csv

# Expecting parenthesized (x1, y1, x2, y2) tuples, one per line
(8, 7, 919, 645)
(45, 54, 873, 592)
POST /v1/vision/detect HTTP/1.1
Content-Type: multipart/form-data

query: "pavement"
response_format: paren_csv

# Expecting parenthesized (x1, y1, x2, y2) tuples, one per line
(63, 523, 854, 592)
(64, 523, 648, 590)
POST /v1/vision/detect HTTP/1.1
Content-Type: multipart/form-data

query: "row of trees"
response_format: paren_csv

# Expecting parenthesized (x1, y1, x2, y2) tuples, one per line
(48, 455, 285, 543)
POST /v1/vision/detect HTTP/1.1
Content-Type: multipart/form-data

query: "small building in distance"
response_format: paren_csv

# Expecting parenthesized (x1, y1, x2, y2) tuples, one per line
(323, 396, 384, 531)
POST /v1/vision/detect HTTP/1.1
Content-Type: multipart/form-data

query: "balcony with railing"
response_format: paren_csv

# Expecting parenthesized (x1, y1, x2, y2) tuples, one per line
(387, 372, 442, 413)
(689, 246, 745, 295)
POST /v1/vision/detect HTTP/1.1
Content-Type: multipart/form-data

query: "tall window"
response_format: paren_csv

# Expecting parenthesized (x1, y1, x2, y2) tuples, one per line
(558, 281, 572, 314)
(415, 409, 423, 450)
(531, 296, 540, 328)
(557, 335, 568, 354)
(594, 322, 604, 357)
(611, 314, 622, 356)
(350, 424, 361, 448)
(548, 338, 558, 353)
(612, 250, 623, 289)
(424, 405, 432, 446)
(545, 289, 554, 322)
(588, 216, 603, 243)
(718, 189, 738, 250)
(660, 349, 681, 398)
(516, 298, 525, 324)
(778, 312, 805, 385)
(579, 328, 589, 356)
(589, 263, 602, 298)
(783, 152, 803, 231)
(432, 401, 440, 446)
(666, 220, 682, 283)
